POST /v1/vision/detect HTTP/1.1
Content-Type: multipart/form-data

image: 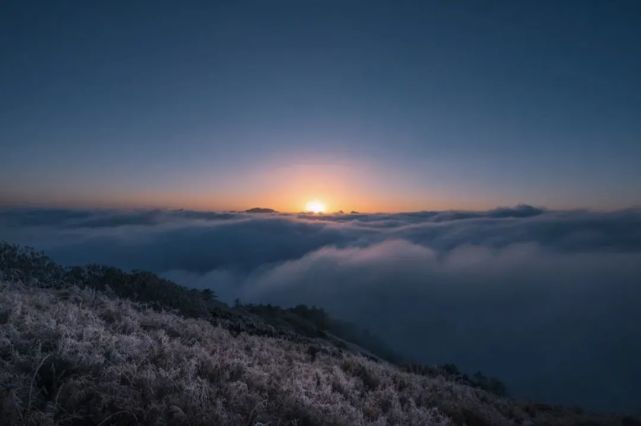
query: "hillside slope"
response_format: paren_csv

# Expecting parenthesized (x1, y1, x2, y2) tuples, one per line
(0, 243, 636, 425)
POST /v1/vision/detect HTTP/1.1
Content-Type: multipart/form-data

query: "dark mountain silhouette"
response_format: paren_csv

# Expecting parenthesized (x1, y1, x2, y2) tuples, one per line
(245, 207, 277, 213)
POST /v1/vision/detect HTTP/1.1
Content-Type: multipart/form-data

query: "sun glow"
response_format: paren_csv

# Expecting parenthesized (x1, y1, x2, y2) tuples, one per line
(305, 200, 326, 214)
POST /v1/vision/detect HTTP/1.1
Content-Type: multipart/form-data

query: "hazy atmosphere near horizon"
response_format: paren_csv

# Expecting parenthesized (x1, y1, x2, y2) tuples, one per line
(2, 0, 641, 423)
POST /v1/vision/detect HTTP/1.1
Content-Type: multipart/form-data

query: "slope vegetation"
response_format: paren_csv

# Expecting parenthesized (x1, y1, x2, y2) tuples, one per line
(0, 243, 635, 425)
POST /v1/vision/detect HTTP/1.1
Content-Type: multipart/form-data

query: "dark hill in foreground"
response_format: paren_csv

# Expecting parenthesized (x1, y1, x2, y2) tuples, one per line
(0, 242, 637, 425)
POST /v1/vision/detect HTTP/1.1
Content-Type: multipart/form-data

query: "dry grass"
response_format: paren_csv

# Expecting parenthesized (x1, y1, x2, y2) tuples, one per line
(0, 280, 630, 426)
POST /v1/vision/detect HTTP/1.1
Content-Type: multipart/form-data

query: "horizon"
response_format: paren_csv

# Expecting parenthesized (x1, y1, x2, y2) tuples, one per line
(3, 202, 641, 216)
(2, 0, 641, 418)
(2, 1, 641, 212)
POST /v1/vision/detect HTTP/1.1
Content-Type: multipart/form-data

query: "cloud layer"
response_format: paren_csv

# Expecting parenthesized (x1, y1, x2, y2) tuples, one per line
(2, 206, 641, 413)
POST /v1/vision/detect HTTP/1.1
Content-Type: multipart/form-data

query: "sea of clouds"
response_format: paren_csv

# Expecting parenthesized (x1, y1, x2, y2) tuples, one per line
(1, 205, 641, 413)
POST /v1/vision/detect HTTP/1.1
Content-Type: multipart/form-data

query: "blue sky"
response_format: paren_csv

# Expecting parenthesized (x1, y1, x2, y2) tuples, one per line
(1, 0, 640, 211)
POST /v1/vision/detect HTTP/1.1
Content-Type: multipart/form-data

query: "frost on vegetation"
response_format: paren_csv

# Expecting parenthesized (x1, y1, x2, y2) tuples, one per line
(0, 281, 458, 425)
(0, 277, 631, 425)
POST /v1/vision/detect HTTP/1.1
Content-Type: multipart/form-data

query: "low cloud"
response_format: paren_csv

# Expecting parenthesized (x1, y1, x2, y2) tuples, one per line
(239, 240, 641, 412)
(1, 206, 641, 413)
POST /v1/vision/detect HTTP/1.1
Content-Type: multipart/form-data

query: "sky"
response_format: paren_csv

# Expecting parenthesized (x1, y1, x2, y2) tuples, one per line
(2, 1, 641, 413)
(2, 0, 641, 212)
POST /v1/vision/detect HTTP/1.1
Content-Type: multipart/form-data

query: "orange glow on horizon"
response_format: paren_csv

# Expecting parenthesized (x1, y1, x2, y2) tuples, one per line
(3, 160, 502, 213)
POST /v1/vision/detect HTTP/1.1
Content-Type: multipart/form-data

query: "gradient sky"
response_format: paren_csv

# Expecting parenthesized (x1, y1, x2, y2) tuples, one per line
(1, 0, 640, 212)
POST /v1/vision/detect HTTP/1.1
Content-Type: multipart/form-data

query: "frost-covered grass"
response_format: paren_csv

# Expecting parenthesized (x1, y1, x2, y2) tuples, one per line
(0, 281, 629, 425)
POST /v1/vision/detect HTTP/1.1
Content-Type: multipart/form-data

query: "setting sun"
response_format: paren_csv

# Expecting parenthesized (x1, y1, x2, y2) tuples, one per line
(305, 200, 326, 214)
(4, 2, 641, 420)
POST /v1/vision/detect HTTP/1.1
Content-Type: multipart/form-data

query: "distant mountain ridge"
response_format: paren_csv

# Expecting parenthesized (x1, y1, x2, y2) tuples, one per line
(245, 207, 277, 213)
